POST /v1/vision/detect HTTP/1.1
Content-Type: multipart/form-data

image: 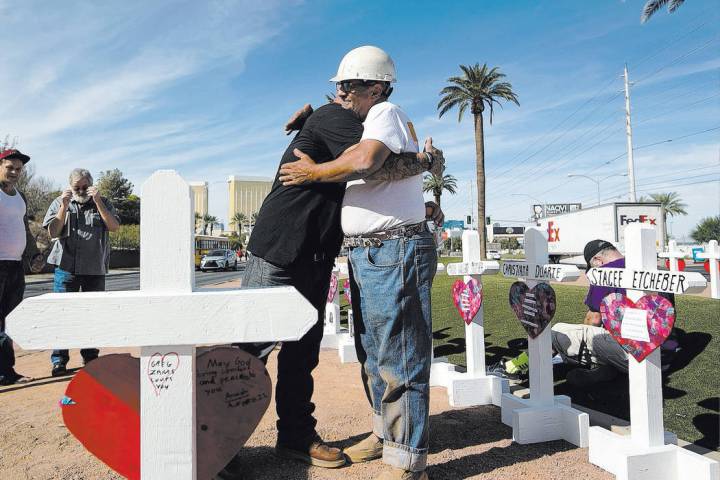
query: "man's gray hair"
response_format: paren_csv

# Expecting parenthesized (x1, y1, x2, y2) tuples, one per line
(69, 168, 93, 185)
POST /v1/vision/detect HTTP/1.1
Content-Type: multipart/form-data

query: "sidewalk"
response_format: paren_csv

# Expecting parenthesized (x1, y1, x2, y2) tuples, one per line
(24, 268, 140, 285)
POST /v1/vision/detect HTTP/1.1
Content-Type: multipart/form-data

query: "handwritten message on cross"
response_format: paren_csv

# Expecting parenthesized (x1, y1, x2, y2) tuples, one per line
(431, 230, 509, 407)
(499, 227, 589, 447)
(586, 224, 717, 480)
(7, 170, 317, 480)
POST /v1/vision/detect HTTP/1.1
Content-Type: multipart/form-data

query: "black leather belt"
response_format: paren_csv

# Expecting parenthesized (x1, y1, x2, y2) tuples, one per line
(343, 221, 428, 248)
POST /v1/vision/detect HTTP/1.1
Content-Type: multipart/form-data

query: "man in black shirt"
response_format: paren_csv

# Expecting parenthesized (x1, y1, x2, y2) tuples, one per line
(237, 102, 441, 469)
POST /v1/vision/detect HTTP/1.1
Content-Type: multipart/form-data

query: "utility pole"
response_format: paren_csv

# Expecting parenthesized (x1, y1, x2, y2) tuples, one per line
(624, 64, 637, 202)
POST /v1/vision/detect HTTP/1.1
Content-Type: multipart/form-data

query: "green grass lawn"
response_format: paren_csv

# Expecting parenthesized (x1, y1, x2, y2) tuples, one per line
(340, 256, 719, 450)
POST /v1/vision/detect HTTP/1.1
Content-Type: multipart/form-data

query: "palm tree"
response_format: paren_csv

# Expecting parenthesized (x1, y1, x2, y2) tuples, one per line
(201, 213, 213, 235)
(423, 173, 458, 207)
(194, 212, 202, 233)
(206, 215, 219, 236)
(649, 192, 687, 245)
(231, 212, 247, 235)
(438, 63, 519, 258)
(251, 211, 259, 225)
(641, 0, 685, 23)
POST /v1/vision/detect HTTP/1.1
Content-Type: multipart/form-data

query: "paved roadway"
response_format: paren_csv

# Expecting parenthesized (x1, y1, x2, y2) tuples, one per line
(23, 266, 246, 299)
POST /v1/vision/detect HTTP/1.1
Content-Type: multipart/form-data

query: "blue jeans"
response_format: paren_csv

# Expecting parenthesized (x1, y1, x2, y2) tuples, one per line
(50, 268, 103, 366)
(235, 252, 333, 447)
(348, 230, 437, 472)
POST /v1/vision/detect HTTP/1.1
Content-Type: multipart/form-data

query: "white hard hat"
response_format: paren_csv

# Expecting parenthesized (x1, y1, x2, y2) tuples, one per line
(330, 46, 397, 83)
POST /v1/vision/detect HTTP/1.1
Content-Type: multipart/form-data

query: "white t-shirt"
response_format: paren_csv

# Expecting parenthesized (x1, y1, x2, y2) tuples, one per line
(341, 101, 425, 236)
(0, 188, 27, 261)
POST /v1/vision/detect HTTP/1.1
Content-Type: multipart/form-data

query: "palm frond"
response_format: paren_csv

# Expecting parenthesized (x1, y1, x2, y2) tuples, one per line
(641, 0, 671, 22)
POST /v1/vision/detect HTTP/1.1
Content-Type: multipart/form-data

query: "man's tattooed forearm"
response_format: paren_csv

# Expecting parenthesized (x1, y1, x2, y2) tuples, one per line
(364, 152, 429, 181)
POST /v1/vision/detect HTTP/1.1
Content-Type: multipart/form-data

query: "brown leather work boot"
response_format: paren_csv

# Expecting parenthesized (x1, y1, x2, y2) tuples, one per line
(344, 433, 383, 463)
(275, 437, 347, 468)
(375, 467, 429, 479)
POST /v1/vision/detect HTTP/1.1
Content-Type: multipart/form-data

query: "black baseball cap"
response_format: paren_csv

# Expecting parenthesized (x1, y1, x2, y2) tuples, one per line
(584, 239, 614, 271)
(0, 149, 30, 164)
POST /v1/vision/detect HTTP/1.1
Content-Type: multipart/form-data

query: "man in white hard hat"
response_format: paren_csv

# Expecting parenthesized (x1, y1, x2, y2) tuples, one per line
(279, 45, 436, 480)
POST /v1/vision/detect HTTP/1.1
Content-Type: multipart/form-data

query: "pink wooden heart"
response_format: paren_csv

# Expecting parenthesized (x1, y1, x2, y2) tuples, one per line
(343, 279, 352, 304)
(452, 279, 483, 324)
(600, 293, 675, 362)
(327, 273, 338, 303)
(509, 282, 556, 338)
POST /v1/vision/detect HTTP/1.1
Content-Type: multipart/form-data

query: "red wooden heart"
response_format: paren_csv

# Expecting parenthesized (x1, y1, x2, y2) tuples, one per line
(600, 293, 675, 362)
(61, 348, 270, 480)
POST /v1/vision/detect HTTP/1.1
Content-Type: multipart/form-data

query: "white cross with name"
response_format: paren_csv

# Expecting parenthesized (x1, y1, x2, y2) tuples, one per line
(499, 227, 589, 447)
(587, 224, 717, 480)
(7, 170, 317, 480)
(430, 230, 509, 407)
(697, 239, 720, 299)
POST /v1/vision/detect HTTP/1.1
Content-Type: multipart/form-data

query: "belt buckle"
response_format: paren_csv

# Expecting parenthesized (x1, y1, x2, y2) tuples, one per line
(363, 238, 382, 247)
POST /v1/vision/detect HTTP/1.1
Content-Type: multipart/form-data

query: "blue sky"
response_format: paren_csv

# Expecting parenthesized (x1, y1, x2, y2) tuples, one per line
(2, 0, 718, 239)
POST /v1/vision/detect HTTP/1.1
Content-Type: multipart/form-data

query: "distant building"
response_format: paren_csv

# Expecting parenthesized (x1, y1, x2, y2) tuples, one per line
(227, 175, 273, 226)
(189, 181, 208, 219)
(487, 224, 525, 244)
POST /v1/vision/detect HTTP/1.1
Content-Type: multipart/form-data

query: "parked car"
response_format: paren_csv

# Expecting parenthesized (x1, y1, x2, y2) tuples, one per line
(200, 249, 238, 272)
(487, 250, 501, 260)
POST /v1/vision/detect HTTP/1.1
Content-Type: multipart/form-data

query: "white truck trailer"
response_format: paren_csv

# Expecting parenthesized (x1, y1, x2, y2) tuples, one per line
(537, 202, 665, 263)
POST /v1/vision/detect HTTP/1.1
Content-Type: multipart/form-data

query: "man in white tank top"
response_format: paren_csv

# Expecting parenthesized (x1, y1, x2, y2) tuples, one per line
(0, 149, 44, 385)
(278, 46, 437, 480)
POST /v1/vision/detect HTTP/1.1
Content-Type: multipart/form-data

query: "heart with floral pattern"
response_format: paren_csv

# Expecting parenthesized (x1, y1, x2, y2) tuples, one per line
(600, 293, 675, 362)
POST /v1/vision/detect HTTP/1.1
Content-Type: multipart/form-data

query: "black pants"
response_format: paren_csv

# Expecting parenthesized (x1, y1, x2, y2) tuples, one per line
(0, 261, 25, 380)
(237, 253, 332, 447)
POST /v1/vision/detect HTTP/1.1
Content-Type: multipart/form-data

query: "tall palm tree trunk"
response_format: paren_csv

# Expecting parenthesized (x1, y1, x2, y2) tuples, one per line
(434, 193, 441, 207)
(474, 112, 487, 259)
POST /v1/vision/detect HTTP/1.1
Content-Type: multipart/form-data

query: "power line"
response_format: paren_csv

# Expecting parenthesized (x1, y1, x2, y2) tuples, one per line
(530, 126, 719, 197)
(633, 126, 720, 151)
(635, 36, 720, 85)
(635, 92, 720, 125)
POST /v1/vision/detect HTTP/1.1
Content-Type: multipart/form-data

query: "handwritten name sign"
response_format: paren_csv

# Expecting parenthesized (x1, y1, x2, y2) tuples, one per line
(502, 261, 580, 282)
(447, 260, 500, 276)
(587, 267, 707, 294)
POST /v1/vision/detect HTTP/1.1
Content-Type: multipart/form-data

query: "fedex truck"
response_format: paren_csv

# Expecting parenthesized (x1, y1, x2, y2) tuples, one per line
(537, 202, 665, 263)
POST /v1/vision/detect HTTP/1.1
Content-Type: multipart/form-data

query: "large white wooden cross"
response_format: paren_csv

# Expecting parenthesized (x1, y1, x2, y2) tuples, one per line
(499, 227, 589, 447)
(697, 239, 720, 299)
(587, 224, 718, 480)
(7, 170, 317, 480)
(430, 230, 509, 407)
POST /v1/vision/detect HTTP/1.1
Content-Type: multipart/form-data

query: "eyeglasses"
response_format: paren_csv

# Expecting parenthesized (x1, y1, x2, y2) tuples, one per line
(336, 80, 374, 94)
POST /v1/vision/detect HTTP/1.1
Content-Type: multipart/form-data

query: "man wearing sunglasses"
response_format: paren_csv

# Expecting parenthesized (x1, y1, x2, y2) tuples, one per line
(278, 46, 436, 480)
